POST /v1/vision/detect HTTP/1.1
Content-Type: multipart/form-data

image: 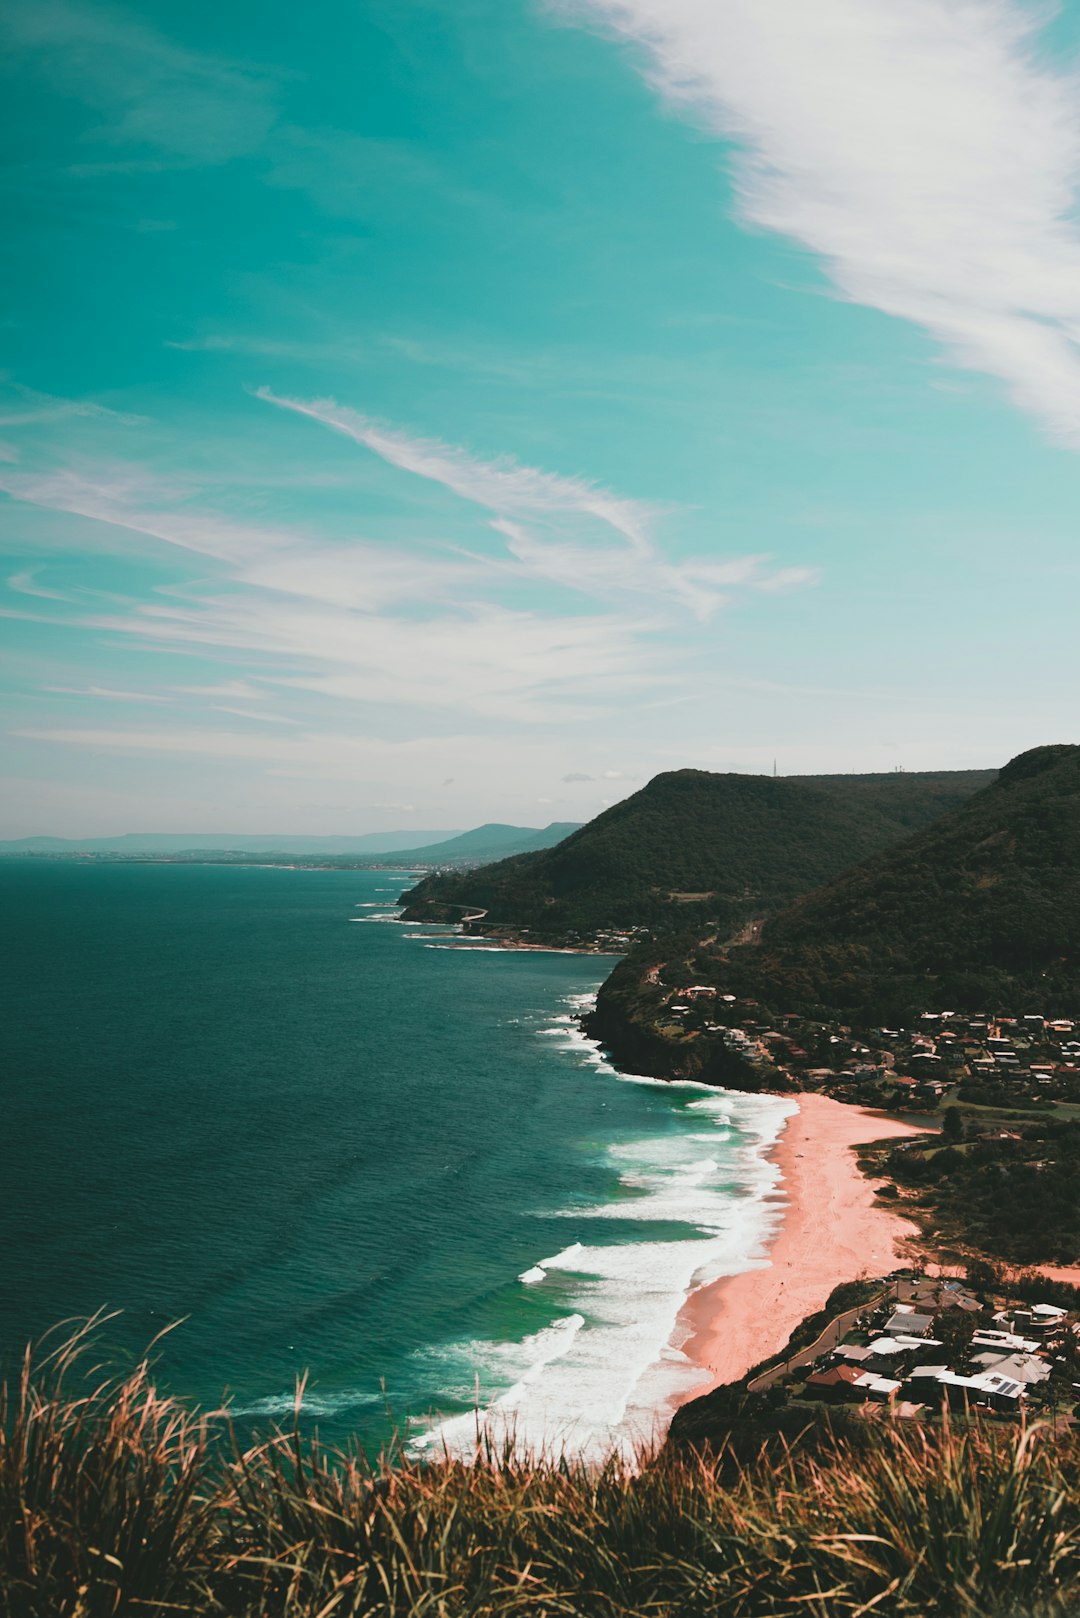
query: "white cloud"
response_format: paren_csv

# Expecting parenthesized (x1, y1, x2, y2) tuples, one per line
(176, 679, 265, 700)
(255, 388, 659, 551)
(565, 0, 1080, 443)
(0, 465, 289, 565)
(84, 593, 661, 723)
(0, 463, 496, 600)
(8, 568, 72, 601)
(256, 390, 812, 618)
(0, 394, 814, 733)
(491, 517, 812, 620)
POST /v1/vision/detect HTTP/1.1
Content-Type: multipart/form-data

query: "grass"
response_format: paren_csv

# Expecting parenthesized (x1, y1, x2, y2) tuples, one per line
(2, 1321, 1080, 1616)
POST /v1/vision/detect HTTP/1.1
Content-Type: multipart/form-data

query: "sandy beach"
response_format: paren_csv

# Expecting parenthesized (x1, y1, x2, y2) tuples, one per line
(673, 1093, 928, 1400)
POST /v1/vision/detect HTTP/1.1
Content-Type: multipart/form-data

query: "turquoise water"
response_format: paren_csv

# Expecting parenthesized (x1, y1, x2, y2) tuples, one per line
(0, 861, 790, 1456)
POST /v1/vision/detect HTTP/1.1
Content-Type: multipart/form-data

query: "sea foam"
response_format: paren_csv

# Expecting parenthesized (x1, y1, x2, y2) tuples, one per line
(414, 989, 795, 1463)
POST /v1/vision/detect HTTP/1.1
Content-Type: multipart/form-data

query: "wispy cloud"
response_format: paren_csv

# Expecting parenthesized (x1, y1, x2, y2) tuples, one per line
(255, 390, 812, 617)
(565, 0, 1080, 443)
(0, 389, 812, 729)
(0, 465, 284, 565)
(0, 461, 490, 594)
(490, 517, 813, 620)
(0, 384, 146, 429)
(43, 684, 170, 703)
(85, 594, 660, 724)
(2, 0, 278, 165)
(8, 568, 72, 602)
(211, 705, 302, 726)
(175, 679, 265, 700)
(255, 388, 659, 551)
(166, 334, 365, 361)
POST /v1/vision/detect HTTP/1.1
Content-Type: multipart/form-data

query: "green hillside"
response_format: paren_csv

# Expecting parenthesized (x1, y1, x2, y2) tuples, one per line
(725, 743, 1080, 1019)
(401, 767, 995, 940)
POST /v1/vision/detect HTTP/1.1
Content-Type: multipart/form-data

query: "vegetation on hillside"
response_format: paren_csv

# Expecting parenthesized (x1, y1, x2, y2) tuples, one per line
(4, 1320, 1080, 1617)
(402, 767, 994, 940)
(882, 1118, 1080, 1265)
(723, 745, 1080, 1020)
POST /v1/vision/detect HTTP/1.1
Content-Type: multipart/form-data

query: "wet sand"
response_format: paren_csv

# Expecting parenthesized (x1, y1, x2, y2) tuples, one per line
(672, 1093, 928, 1400)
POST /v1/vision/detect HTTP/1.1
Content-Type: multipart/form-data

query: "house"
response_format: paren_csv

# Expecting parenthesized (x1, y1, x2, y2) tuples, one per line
(930, 1287, 982, 1314)
(859, 1375, 902, 1402)
(971, 1351, 1051, 1386)
(993, 1306, 1065, 1339)
(907, 1366, 1026, 1412)
(805, 1364, 867, 1402)
(937, 1370, 1026, 1412)
(973, 1328, 1041, 1354)
(882, 1308, 934, 1337)
(806, 1365, 899, 1403)
(880, 1333, 944, 1361)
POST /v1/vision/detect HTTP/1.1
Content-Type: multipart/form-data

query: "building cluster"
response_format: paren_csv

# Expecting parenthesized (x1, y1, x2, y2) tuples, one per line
(775, 1276, 1077, 1420)
(652, 985, 1080, 1105)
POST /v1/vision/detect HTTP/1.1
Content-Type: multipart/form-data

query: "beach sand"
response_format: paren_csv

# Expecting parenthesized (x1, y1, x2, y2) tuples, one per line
(672, 1093, 928, 1400)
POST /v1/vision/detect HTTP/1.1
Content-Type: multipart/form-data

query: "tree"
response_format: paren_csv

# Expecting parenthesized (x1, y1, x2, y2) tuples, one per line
(942, 1105, 964, 1142)
(936, 1310, 977, 1373)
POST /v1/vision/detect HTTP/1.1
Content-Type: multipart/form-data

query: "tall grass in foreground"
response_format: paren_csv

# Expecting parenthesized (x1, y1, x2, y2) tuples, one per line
(2, 1324, 1079, 1617)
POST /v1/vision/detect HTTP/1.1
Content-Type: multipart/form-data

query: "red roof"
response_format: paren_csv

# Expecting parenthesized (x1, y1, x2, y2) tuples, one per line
(806, 1365, 865, 1388)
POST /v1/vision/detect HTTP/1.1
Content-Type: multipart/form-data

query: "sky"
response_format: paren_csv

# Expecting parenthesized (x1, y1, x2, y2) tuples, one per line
(4, 0, 1080, 836)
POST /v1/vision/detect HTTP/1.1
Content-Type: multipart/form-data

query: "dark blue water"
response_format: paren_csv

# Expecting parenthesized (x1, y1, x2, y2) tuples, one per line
(0, 861, 786, 1454)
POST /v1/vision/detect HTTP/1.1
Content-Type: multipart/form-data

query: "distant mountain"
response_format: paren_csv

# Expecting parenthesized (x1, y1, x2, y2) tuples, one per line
(723, 743, 1080, 1019)
(383, 822, 581, 867)
(0, 823, 582, 867)
(0, 831, 460, 856)
(401, 768, 995, 939)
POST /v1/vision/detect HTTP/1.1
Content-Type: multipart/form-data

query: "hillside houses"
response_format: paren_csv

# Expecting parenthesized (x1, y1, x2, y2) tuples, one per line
(645, 983, 1080, 1107)
(765, 1274, 1079, 1424)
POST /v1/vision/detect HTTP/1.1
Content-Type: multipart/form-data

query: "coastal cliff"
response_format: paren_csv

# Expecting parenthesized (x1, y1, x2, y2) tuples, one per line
(582, 951, 783, 1090)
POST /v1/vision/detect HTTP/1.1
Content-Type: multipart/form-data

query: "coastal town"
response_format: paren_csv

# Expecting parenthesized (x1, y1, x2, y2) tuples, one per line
(726, 1270, 1080, 1427)
(660, 994, 1080, 1110)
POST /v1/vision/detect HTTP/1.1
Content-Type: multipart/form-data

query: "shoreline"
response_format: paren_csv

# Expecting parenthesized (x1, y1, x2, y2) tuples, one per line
(669, 1093, 928, 1404)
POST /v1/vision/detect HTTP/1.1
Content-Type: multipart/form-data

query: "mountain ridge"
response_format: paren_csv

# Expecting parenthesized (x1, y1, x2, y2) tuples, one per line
(720, 741, 1080, 1019)
(401, 766, 997, 939)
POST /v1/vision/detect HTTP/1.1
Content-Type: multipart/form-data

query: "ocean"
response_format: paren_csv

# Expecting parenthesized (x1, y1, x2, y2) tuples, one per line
(0, 860, 792, 1459)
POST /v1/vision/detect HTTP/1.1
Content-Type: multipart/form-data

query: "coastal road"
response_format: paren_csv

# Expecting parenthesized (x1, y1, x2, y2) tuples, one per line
(746, 1288, 893, 1392)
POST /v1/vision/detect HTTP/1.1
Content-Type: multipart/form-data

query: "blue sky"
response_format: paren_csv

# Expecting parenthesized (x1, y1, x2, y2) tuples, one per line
(4, 0, 1080, 835)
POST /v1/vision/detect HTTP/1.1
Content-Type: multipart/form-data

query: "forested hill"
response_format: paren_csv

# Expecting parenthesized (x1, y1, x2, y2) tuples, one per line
(724, 744, 1080, 1019)
(400, 766, 994, 941)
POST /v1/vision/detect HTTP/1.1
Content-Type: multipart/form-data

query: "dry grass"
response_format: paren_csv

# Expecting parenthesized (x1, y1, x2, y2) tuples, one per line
(2, 1321, 1079, 1616)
